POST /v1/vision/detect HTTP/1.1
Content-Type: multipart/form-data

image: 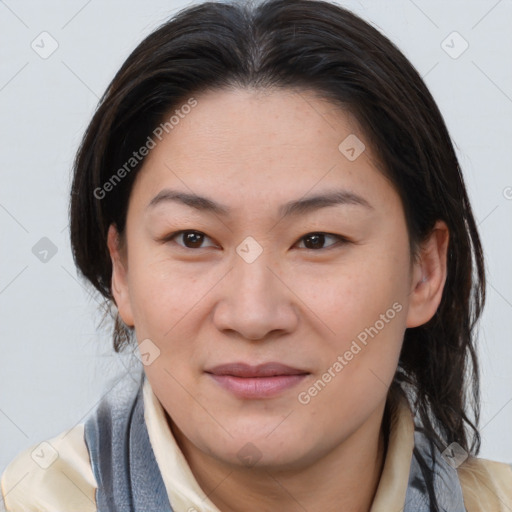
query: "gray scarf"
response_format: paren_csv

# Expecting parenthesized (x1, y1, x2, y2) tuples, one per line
(84, 372, 466, 511)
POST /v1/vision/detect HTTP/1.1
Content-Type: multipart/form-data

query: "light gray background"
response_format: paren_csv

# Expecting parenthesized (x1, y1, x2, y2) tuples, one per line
(1, 0, 511, 477)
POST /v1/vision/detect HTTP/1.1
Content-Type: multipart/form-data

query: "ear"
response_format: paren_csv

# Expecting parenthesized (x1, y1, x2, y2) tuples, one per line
(106, 224, 135, 328)
(406, 220, 449, 328)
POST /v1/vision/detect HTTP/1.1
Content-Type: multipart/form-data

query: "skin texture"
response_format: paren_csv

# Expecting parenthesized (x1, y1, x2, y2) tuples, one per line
(107, 87, 449, 512)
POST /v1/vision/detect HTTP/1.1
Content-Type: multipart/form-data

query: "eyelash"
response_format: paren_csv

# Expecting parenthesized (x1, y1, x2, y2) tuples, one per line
(162, 230, 350, 251)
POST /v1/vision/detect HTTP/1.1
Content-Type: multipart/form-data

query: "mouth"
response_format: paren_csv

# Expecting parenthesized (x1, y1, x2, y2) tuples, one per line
(205, 362, 310, 399)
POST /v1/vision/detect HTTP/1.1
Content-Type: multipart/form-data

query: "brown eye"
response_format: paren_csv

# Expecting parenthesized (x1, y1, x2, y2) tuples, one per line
(296, 232, 347, 250)
(163, 230, 348, 251)
(167, 230, 216, 249)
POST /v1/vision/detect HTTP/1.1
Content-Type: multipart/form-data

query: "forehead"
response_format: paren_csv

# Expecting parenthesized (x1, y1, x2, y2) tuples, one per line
(152, 87, 362, 164)
(130, 87, 398, 218)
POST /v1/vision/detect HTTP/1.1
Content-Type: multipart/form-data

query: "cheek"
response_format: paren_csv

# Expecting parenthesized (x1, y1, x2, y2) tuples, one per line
(301, 236, 410, 395)
(298, 264, 408, 432)
(125, 276, 191, 377)
(294, 243, 409, 340)
(126, 245, 204, 329)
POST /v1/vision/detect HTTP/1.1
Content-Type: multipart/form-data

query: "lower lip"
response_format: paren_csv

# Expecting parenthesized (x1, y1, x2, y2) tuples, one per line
(208, 374, 308, 399)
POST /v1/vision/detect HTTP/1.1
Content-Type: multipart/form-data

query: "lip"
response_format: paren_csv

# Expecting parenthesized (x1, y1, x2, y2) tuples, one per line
(206, 362, 308, 377)
(205, 362, 309, 399)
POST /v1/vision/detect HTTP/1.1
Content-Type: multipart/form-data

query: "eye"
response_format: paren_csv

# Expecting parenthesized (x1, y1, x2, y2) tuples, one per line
(295, 232, 348, 250)
(163, 230, 349, 251)
(166, 230, 217, 249)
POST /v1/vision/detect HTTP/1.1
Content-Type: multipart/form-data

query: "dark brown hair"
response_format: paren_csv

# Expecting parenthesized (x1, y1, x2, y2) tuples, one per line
(69, 1, 485, 508)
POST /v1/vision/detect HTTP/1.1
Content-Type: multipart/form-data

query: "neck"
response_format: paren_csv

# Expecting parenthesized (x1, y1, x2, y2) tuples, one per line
(169, 400, 389, 512)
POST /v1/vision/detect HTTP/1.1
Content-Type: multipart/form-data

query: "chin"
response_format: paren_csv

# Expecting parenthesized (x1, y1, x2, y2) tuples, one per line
(199, 428, 316, 471)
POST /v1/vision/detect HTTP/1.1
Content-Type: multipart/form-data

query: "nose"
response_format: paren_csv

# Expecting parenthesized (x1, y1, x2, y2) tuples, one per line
(212, 248, 299, 342)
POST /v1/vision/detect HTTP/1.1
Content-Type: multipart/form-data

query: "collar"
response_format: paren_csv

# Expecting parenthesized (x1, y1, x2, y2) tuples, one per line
(142, 378, 419, 512)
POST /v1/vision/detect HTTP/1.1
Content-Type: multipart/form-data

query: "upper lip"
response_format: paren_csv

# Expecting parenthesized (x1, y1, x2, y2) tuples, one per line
(205, 362, 309, 378)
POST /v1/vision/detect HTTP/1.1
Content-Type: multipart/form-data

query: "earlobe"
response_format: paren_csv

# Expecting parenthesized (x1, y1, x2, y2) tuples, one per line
(107, 224, 135, 327)
(406, 220, 449, 328)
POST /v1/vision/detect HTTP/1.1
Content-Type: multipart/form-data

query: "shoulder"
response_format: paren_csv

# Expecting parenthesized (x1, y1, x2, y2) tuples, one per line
(458, 456, 512, 512)
(1, 423, 97, 512)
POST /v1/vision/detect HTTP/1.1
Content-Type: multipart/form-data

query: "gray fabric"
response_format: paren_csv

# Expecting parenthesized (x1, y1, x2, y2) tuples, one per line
(84, 370, 173, 512)
(405, 430, 467, 511)
(84, 373, 467, 512)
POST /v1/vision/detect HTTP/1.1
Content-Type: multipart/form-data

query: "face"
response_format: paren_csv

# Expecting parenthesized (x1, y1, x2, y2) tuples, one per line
(108, 87, 447, 471)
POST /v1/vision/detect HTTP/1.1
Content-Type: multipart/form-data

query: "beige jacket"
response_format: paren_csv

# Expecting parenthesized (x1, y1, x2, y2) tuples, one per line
(2, 378, 512, 511)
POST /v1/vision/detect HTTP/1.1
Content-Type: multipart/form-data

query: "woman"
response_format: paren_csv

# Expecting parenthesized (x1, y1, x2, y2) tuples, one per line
(2, 0, 511, 510)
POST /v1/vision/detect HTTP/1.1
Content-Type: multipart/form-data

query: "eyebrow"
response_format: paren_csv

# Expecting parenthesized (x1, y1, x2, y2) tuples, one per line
(146, 188, 373, 218)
